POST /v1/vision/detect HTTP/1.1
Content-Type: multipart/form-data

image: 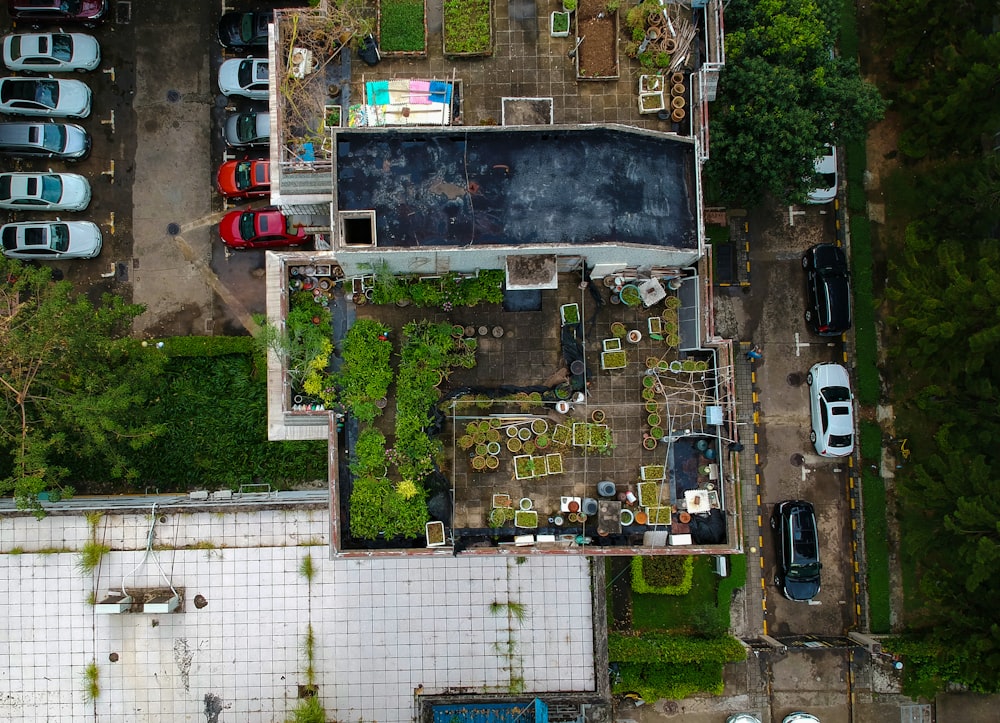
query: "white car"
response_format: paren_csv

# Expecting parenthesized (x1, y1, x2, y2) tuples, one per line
(0, 172, 91, 211)
(2, 33, 101, 73)
(783, 714, 820, 723)
(218, 57, 269, 100)
(806, 144, 837, 204)
(0, 77, 91, 118)
(807, 362, 854, 457)
(1, 220, 102, 259)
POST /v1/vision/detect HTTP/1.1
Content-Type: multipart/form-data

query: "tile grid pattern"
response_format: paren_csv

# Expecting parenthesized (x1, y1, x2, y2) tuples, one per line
(0, 537, 594, 722)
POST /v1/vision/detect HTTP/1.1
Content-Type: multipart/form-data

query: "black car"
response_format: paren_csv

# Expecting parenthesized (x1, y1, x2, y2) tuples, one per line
(8, 0, 108, 26)
(217, 11, 272, 50)
(772, 500, 822, 602)
(802, 243, 852, 336)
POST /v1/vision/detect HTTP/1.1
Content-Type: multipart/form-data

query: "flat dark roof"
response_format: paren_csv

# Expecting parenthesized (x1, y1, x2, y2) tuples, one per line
(335, 126, 698, 249)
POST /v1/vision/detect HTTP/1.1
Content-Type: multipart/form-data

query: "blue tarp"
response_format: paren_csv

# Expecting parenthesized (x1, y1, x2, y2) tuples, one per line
(432, 698, 548, 723)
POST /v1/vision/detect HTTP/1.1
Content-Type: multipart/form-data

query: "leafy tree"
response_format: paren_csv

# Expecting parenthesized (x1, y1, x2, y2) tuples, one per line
(0, 259, 166, 514)
(706, 0, 885, 204)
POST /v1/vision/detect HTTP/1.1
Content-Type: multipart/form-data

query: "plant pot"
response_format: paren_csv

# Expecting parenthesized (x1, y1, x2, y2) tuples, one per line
(679, 511, 692, 524)
(642, 437, 657, 450)
(620, 509, 634, 526)
(472, 456, 487, 470)
(425, 521, 446, 547)
(452, 324, 465, 338)
(550, 10, 571, 37)
(671, 107, 685, 123)
(531, 419, 549, 435)
(486, 441, 501, 456)
(627, 330, 642, 344)
(647, 414, 661, 427)
(672, 83, 686, 97)
(486, 455, 500, 470)
(536, 434, 550, 449)
(520, 497, 533, 510)
(591, 409, 606, 423)
(507, 437, 522, 453)
(646, 27, 660, 41)
(671, 72, 685, 85)
(663, 38, 677, 53)
(645, 401, 658, 413)
(672, 95, 686, 110)
(634, 511, 649, 525)
(518, 427, 532, 441)
(611, 322, 626, 338)
(643, 376, 655, 389)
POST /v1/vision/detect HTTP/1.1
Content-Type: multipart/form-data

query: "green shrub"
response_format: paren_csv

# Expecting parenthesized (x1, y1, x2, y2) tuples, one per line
(632, 556, 694, 595)
(608, 631, 746, 664)
(380, 0, 426, 52)
(443, 0, 492, 54)
(352, 428, 387, 476)
(849, 214, 879, 406)
(159, 336, 257, 357)
(612, 661, 726, 700)
(349, 473, 429, 540)
(339, 319, 393, 424)
(287, 696, 327, 723)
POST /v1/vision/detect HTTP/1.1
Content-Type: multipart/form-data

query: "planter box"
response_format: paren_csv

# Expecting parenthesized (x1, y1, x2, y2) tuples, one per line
(602, 337, 622, 352)
(639, 74, 663, 93)
(492, 493, 512, 508)
(552, 423, 571, 446)
(637, 481, 659, 508)
(443, 0, 494, 57)
(513, 454, 537, 480)
(377, 0, 429, 57)
(425, 521, 446, 547)
(550, 10, 571, 37)
(647, 506, 673, 525)
(601, 350, 627, 370)
(641, 465, 666, 481)
(514, 510, 538, 529)
(648, 316, 664, 335)
(639, 91, 665, 114)
(323, 105, 342, 129)
(546, 453, 564, 475)
(532, 455, 548, 477)
(560, 302, 580, 326)
(575, 4, 620, 80)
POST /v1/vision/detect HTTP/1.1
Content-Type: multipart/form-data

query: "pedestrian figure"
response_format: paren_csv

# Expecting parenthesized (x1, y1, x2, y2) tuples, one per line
(746, 345, 762, 362)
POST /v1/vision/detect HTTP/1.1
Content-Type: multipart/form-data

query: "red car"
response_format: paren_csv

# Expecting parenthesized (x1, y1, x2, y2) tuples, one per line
(216, 159, 270, 199)
(8, 0, 108, 26)
(219, 208, 310, 250)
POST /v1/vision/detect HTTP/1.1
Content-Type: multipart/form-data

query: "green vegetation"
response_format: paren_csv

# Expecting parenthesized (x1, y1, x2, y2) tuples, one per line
(631, 556, 694, 595)
(338, 319, 393, 424)
(287, 696, 327, 723)
(379, 0, 426, 52)
(443, 0, 493, 55)
(370, 268, 505, 308)
(76, 542, 111, 576)
(869, 0, 1000, 693)
(299, 553, 315, 583)
(83, 660, 100, 701)
(706, 0, 884, 204)
(859, 421, 890, 633)
(259, 291, 334, 403)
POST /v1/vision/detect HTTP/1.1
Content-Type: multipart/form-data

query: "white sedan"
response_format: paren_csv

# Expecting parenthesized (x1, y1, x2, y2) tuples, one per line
(2, 33, 101, 73)
(1, 220, 102, 259)
(0, 77, 91, 118)
(218, 57, 269, 100)
(0, 172, 91, 211)
(807, 362, 854, 457)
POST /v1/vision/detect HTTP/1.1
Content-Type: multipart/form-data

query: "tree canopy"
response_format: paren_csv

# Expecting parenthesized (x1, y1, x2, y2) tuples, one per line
(0, 259, 166, 514)
(705, 0, 885, 204)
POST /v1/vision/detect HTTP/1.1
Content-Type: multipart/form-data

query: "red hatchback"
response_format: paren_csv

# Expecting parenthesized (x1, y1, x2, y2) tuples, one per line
(219, 208, 310, 250)
(8, 0, 108, 26)
(216, 159, 270, 199)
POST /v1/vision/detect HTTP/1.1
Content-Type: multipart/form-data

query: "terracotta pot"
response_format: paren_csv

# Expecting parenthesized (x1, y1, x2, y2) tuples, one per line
(671, 107, 685, 123)
(663, 38, 677, 53)
(672, 96, 685, 110)
(634, 511, 648, 525)
(671, 72, 685, 85)
(672, 83, 685, 97)
(679, 512, 692, 524)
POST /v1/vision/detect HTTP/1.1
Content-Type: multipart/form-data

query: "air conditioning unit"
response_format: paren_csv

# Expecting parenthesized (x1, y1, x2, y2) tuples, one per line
(95, 592, 132, 614)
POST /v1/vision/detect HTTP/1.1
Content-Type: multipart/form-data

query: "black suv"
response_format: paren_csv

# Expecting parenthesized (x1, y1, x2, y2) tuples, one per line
(772, 500, 821, 601)
(802, 243, 852, 336)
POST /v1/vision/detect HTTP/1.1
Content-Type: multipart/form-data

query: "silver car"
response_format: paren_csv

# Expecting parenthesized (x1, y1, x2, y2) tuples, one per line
(1, 220, 102, 259)
(807, 362, 855, 457)
(2, 33, 101, 73)
(224, 111, 270, 147)
(0, 172, 91, 211)
(0, 77, 91, 118)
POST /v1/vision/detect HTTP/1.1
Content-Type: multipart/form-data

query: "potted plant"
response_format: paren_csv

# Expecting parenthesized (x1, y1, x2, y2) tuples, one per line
(507, 437, 522, 453)
(531, 418, 549, 435)
(551, 10, 571, 37)
(560, 302, 580, 325)
(611, 321, 626, 338)
(639, 74, 663, 94)
(514, 510, 539, 528)
(563, 0, 577, 10)
(545, 453, 564, 475)
(647, 413, 661, 427)
(620, 284, 641, 307)
(536, 434, 550, 449)
(591, 409, 606, 423)
(514, 455, 535, 480)
(650, 426, 664, 440)
(493, 493, 512, 508)
(486, 455, 500, 470)
(425, 521, 446, 547)
(601, 350, 627, 370)
(552, 424, 571, 446)
(638, 481, 658, 508)
(472, 455, 487, 470)
(642, 436, 658, 450)
(324, 105, 342, 128)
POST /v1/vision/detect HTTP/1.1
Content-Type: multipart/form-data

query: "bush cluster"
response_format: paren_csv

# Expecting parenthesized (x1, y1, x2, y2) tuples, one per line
(631, 556, 694, 595)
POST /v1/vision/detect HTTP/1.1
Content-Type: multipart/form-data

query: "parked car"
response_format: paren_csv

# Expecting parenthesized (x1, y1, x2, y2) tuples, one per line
(0, 172, 91, 210)
(217, 11, 273, 50)
(219, 208, 310, 250)
(218, 57, 269, 100)
(772, 500, 822, 602)
(0, 77, 91, 118)
(1, 220, 102, 259)
(0, 121, 90, 160)
(224, 111, 270, 147)
(806, 144, 837, 204)
(783, 714, 820, 723)
(216, 159, 270, 199)
(7, 0, 108, 26)
(807, 362, 855, 457)
(802, 242, 851, 336)
(2, 33, 101, 72)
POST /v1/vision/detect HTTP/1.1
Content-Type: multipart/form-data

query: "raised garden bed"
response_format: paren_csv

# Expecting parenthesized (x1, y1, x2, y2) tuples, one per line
(513, 454, 538, 480)
(378, 0, 428, 56)
(514, 510, 538, 529)
(575, 0, 619, 80)
(425, 521, 446, 546)
(560, 302, 580, 325)
(637, 481, 659, 508)
(601, 350, 627, 370)
(551, 10, 571, 37)
(647, 506, 673, 525)
(443, 0, 494, 57)
(641, 465, 666, 481)
(546, 453, 564, 475)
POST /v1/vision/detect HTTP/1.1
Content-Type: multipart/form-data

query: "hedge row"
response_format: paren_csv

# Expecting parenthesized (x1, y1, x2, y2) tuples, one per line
(608, 631, 746, 664)
(612, 661, 726, 700)
(157, 335, 258, 357)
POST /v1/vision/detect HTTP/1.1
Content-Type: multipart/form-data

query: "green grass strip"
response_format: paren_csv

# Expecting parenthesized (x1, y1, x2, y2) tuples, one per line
(862, 465, 891, 633)
(849, 211, 879, 406)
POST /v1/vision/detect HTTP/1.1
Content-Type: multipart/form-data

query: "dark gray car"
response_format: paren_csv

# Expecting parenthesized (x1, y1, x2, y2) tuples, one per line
(772, 500, 822, 602)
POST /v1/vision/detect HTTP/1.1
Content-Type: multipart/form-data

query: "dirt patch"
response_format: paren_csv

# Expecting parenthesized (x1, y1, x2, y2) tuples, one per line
(501, 98, 553, 126)
(577, 0, 618, 79)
